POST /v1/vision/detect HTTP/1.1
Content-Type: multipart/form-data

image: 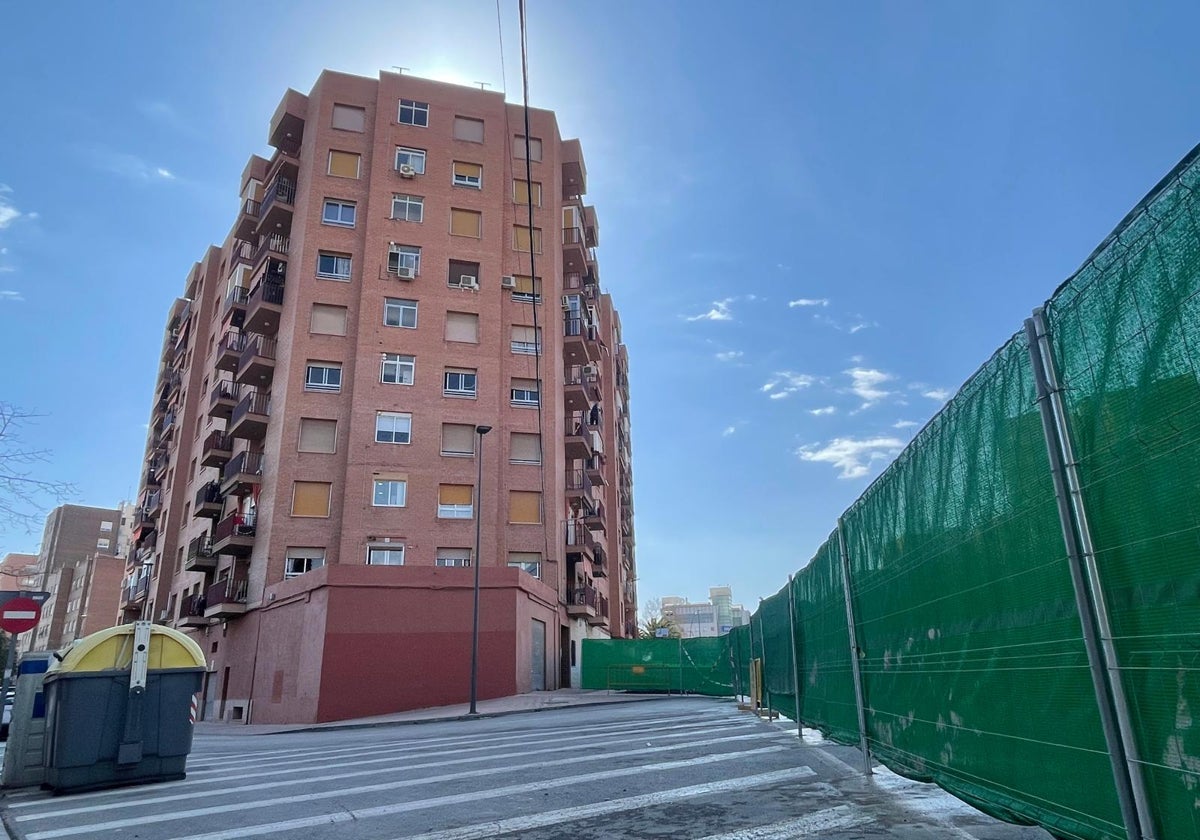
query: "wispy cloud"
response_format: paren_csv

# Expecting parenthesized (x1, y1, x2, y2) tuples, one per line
(85, 148, 177, 183)
(714, 350, 744, 362)
(788, 298, 829, 308)
(0, 290, 25, 303)
(686, 298, 734, 322)
(848, 320, 877, 334)
(893, 419, 919, 429)
(721, 425, 737, 437)
(0, 185, 22, 230)
(761, 371, 819, 400)
(809, 406, 837, 416)
(922, 388, 952, 401)
(846, 367, 895, 408)
(796, 436, 905, 479)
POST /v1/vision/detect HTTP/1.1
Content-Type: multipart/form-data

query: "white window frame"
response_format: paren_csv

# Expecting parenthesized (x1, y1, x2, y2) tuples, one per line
(508, 560, 541, 579)
(97, 538, 111, 550)
(372, 479, 407, 508)
(305, 363, 343, 393)
(384, 298, 418, 329)
(510, 335, 540, 355)
(321, 200, 356, 227)
(510, 384, 540, 407)
(391, 194, 424, 223)
(387, 245, 421, 276)
(375, 412, 412, 445)
(381, 353, 415, 385)
(100, 520, 114, 532)
(453, 164, 482, 189)
(284, 550, 326, 580)
(443, 370, 477, 398)
(395, 147, 427, 174)
(367, 545, 406, 565)
(438, 499, 474, 520)
(435, 550, 472, 568)
(398, 99, 430, 127)
(317, 252, 352, 280)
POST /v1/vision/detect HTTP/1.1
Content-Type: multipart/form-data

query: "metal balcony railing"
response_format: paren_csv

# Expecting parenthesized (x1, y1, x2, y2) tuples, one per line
(241, 198, 261, 219)
(222, 450, 264, 482)
(252, 234, 290, 268)
(259, 177, 296, 218)
(194, 480, 223, 507)
(565, 469, 594, 495)
(564, 521, 598, 551)
(248, 277, 285, 307)
(205, 576, 249, 610)
(232, 390, 270, 425)
(218, 329, 246, 356)
(214, 509, 257, 542)
(210, 380, 241, 405)
(187, 534, 215, 561)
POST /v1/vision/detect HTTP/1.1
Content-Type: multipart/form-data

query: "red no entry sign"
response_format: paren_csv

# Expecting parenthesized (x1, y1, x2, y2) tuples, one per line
(0, 597, 41, 634)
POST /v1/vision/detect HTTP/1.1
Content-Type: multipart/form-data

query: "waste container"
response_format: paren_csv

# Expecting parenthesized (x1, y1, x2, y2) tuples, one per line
(42, 621, 206, 794)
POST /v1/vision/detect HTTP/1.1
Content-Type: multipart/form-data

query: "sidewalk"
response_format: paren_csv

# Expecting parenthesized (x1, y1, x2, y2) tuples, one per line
(193, 689, 692, 736)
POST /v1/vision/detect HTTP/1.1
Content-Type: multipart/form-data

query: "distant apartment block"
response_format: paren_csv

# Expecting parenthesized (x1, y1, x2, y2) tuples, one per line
(0, 554, 39, 592)
(662, 586, 751, 638)
(41, 553, 125, 647)
(123, 70, 636, 723)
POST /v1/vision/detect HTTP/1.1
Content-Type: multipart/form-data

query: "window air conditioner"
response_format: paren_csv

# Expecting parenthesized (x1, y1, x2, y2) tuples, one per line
(395, 266, 415, 279)
(398, 164, 416, 178)
(501, 276, 516, 289)
(561, 296, 572, 310)
(582, 364, 598, 377)
(459, 275, 478, 289)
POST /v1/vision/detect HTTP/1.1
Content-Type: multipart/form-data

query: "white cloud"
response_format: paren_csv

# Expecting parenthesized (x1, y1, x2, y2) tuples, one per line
(788, 298, 829, 308)
(0, 196, 21, 229)
(848, 320, 877, 334)
(922, 388, 952, 401)
(686, 298, 734, 322)
(714, 350, 744, 362)
(796, 436, 905, 479)
(893, 420, 919, 429)
(156, 168, 176, 180)
(0, 247, 7, 254)
(721, 425, 737, 437)
(0, 266, 15, 274)
(809, 406, 837, 416)
(0, 290, 25, 303)
(846, 367, 894, 407)
(86, 148, 178, 182)
(761, 371, 818, 400)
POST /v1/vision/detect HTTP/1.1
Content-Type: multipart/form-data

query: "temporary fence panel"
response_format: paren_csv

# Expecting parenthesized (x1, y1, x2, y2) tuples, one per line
(758, 588, 797, 722)
(580, 637, 733, 695)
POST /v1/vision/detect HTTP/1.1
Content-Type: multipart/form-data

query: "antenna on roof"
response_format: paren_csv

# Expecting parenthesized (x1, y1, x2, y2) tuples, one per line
(475, 81, 492, 91)
(391, 66, 409, 74)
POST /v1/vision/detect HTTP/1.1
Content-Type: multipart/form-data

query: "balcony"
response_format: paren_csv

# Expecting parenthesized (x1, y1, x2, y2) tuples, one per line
(244, 273, 285, 335)
(212, 511, 256, 558)
(236, 334, 277, 386)
(222, 285, 249, 330)
(235, 198, 260, 240)
(184, 534, 218, 572)
(193, 480, 224, 519)
(567, 586, 608, 625)
(220, 450, 264, 496)
(145, 466, 161, 488)
(565, 469, 594, 503)
(564, 521, 598, 561)
(230, 390, 270, 440)
(565, 414, 597, 461)
(251, 233, 290, 274)
(177, 594, 209, 628)
(215, 329, 246, 372)
(562, 226, 589, 274)
(561, 138, 587, 199)
(563, 315, 601, 366)
(144, 490, 162, 518)
(204, 575, 250, 619)
(123, 575, 151, 607)
(582, 205, 600, 248)
(585, 454, 607, 486)
(257, 176, 296, 234)
(229, 238, 253, 273)
(268, 88, 307, 152)
(208, 380, 241, 420)
(564, 365, 600, 413)
(582, 501, 607, 534)
(592, 543, 608, 578)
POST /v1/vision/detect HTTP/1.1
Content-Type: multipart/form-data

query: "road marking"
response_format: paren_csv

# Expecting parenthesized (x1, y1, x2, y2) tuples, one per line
(692, 806, 875, 839)
(386, 767, 822, 840)
(24, 730, 788, 820)
(26, 745, 794, 839)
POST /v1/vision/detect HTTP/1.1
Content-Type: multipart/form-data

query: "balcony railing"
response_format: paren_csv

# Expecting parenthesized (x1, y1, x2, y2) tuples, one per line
(222, 450, 264, 483)
(187, 534, 215, 562)
(231, 390, 270, 426)
(214, 509, 257, 542)
(248, 277, 285, 307)
(194, 479, 224, 509)
(239, 334, 278, 363)
(565, 469, 594, 496)
(205, 576, 249, 613)
(565, 521, 598, 552)
(563, 316, 600, 342)
(241, 198, 261, 219)
(252, 234, 290, 268)
(567, 586, 609, 620)
(179, 593, 208, 623)
(259, 176, 296, 218)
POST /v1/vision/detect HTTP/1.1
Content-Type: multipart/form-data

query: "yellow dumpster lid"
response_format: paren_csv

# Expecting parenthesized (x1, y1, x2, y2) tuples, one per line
(50, 624, 206, 673)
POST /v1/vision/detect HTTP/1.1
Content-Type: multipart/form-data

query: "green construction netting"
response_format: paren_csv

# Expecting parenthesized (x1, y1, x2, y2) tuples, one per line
(581, 144, 1200, 840)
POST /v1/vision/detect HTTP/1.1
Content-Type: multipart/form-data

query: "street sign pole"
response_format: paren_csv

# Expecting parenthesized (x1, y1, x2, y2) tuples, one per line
(0, 631, 17, 706)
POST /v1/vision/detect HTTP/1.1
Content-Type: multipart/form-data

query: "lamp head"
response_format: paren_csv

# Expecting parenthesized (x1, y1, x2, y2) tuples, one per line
(475, 425, 493, 435)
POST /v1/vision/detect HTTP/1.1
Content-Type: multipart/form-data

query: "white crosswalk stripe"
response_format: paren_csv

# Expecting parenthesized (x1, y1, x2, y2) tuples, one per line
(692, 806, 875, 839)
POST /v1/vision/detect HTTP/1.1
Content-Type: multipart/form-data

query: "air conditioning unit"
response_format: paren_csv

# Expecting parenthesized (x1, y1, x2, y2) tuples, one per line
(582, 364, 598, 377)
(398, 164, 416, 178)
(459, 275, 478, 289)
(561, 296, 573, 310)
(394, 266, 415, 279)
(500, 275, 516, 289)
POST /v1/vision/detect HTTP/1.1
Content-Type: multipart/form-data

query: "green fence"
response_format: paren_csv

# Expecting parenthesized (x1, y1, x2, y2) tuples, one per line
(582, 145, 1200, 840)
(581, 637, 733, 695)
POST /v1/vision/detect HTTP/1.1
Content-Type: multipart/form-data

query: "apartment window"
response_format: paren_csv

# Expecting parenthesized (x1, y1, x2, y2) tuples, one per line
(332, 104, 366, 132)
(513, 180, 542, 206)
(305, 362, 343, 392)
(292, 481, 332, 517)
(452, 161, 482, 189)
(322, 200, 356, 227)
(398, 99, 429, 127)
(381, 353, 415, 385)
(328, 150, 362, 179)
(441, 423, 475, 457)
(298, 418, 337, 453)
(438, 484, 474, 519)
(513, 225, 543, 253)
(510, 432, 542, 465)
(391, 194, 424, 222)
(284, 548, 326, 579)
(189, 458, 198, 480)
(510, 325, 540, 355)
(508, 552, 542, 579)
(445, 311, 479, 343)
(387, 244, 421, 276)
(448, 259, 480, 289)
(512, 275, 541, 302)
(100, 520, 114, 532)
(375, 412, 412, 444)
(97, 538, 111, 550)
(513, 135, 543, 161)
(310, 303, 348, 336)
(367, 545, 405, 565)
(384, 298, 418, 329)
(453, 116, 485, 143)
(317, 253, 352, 280)
(450, 208, 482, 238)
(444, 369, 477, 398)
(509, 491, 541, 524)
(395, 147, 427, 174)
(436, 548, 472, 568)
(511, 378, 540, 407)
(373, 478, 407, 507)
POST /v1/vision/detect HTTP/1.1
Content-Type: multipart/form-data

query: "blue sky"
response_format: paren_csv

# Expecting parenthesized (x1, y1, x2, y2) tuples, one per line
(3, 1, 1200, 609)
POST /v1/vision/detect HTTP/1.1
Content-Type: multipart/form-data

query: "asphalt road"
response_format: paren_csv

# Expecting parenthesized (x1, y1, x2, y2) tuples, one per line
(1, 698, 1051, 839)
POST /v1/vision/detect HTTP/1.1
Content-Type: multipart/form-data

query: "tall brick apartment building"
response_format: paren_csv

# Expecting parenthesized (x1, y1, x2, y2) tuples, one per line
(122, 70, 636, 724)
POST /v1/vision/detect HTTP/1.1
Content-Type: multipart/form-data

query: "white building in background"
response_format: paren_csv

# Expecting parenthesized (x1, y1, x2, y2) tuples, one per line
(662, 586, 751, 638)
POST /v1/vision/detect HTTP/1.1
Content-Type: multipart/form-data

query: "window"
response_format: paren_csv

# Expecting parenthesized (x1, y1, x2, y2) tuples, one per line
(310, 303, 348, 336)
(513, 180, 542, 206)
(450, 208, 482, 238)
(513, 135, 543, 161)
(97, 538, 111, 550)
(395, 147, 427, 174)
(100, 520, 114, 532)
(444, 369, 477, 398)
(384, 298, 418, 329)
(332, 104, 366, 132)
(452, 161, 482, 188)
(510, 432, 542, 465)
(328, 150, 361, 179)
(441, 423, 475, 457)
(513, 226, 543, 253)
(391, 194, 424, 222)
(508, 552, 542, 579)
(438, 484, 474, 519)
(511, 378, 540, 407)
(510, 325, 540, 355)
(436, 548, 472, 568)
(373, 479, 407, 507)
(512, 275, 541, 302)
(387, 244, 421, 276)
(375, 412, 412, 444)
(448, 259, 480, 289)
(445, 311, 479, 343)
(285, 548, 326, 580)
(316, 252, 352, 281)
(367, 545, 405, 565)
(453, 116, 485, 142)
(292, 482, 332, 517)
(381, 353, 415, 385)
(398, 99, 429, 127)
(509, 491, 541, 524)
(322, 200, 356, 227)
(305, 362, 342, 392)
(298, 418, 337, 453)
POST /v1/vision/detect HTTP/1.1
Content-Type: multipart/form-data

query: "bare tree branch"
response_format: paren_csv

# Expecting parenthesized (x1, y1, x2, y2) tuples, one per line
(0, 403, 76, 533)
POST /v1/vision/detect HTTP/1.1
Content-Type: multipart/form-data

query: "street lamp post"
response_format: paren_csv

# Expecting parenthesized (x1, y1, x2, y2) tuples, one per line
(468, 424, 492, 716)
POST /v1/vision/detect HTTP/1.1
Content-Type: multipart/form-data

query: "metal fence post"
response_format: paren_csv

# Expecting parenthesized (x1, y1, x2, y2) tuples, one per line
(836, 518, 872, 775)
(787, 574, 803, 739)
(1025, 315, 1152, 840)
(755, 606, 772, 719)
